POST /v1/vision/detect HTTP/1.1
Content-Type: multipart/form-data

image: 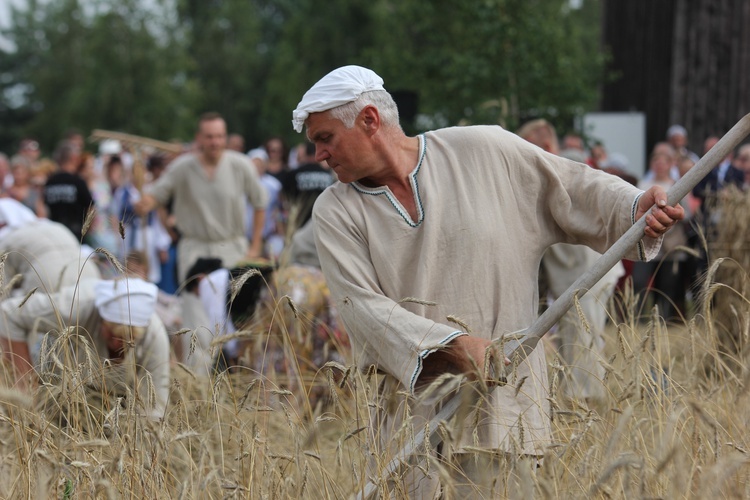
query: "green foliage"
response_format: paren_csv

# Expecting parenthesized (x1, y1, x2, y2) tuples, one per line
(0, 0, 605, 154)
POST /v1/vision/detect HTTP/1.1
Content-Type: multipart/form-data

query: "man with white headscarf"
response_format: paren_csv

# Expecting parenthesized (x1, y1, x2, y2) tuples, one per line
(292, 65, 684, 497)
(0, 198, 101, 295)
(0, 277, 169, 417)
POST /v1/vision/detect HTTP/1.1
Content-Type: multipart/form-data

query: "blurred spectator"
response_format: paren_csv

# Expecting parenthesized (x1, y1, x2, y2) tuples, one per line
(77, 152, 118, 253)
(0, 153, 12, 193)
(8, 155, 46, 217)
(517, 119, 624, 403)
(587, 141, 607, 170)
(227, 133, 245, 153)
(110, 156, 171, 284)
(95, 139, 123, 178)
(264, 136, 288, 179)
(735, 144, 750, 189)
(667, 124, 700, 163)
(17, 138, 41, 165)
(29, 158, 56, 191)
(693, 135, 743, 202)
(279, 141, 334, 231)
(562, 133, 585, 152)
(44, 140, 93, 241)
(63, 128, 85, 153)
(246, 148, 284, 260)
(134, 112, 268, 284)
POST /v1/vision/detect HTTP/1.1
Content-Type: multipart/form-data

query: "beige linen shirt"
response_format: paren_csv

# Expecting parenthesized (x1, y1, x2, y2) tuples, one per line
(147, 150, 268, 242)
(0, 219, 101, 293)
(313, 125, 658, 455)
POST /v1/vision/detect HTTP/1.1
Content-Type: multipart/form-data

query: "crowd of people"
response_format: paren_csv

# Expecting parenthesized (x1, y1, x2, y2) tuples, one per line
(0, 64, 742, 495)
(0, 117, 343, 418)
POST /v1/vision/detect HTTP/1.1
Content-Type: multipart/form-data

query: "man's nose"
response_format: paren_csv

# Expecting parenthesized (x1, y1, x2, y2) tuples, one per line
(315, 147, 329, 162)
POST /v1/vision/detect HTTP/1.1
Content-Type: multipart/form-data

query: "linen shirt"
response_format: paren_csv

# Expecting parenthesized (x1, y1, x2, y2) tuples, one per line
(313, 125, 658, 453)
(147, 150, 268, 242)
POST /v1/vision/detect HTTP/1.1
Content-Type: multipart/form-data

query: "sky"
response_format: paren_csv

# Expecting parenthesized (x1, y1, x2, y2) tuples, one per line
(0, 0, 24, 52)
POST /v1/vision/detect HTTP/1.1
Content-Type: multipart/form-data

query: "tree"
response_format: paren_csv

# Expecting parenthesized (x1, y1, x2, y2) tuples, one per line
(0, 0, 199, 154)
(368, 0, 606, 133)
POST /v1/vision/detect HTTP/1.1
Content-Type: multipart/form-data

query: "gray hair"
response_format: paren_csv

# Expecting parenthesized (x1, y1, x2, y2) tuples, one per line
(328, 90, 401, 130)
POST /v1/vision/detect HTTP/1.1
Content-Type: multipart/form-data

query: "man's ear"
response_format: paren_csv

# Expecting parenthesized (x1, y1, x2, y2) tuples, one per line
(359, 105, 381, 136)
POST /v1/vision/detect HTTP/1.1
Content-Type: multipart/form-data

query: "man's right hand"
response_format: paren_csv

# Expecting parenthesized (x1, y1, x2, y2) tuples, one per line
(418, 334, 508, 387)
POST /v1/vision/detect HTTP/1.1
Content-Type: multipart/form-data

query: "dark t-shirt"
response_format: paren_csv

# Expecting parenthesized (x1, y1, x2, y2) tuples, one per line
(44, 172, 94, 241)
(279, 163, 334, 226)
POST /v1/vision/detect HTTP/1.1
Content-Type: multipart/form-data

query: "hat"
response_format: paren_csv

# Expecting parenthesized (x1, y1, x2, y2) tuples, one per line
(292, 65, 385, 133)
(94, 278, 158, 328)
(99, 139, 122, 155)
(247, 148, 269, 162)
(667, 125, 688, 139)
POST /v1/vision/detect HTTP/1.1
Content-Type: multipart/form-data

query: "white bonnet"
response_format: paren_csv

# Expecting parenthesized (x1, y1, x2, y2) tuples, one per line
(94, 278, 158, 328)
(292, 65, 385, 133)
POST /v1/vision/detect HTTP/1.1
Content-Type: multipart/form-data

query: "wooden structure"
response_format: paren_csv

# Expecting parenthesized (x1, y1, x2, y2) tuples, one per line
(601, 0, 750, 158)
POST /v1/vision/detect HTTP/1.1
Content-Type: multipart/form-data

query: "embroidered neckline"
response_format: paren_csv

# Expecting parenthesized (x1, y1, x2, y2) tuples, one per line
(351, 134, 426, 227)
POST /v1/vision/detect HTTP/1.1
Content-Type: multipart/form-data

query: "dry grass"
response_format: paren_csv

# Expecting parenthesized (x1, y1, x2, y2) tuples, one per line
(3, 221, 750, 498)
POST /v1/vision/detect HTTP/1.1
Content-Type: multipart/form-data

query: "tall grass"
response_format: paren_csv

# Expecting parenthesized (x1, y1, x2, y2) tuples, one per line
(2, 199, 750, 498)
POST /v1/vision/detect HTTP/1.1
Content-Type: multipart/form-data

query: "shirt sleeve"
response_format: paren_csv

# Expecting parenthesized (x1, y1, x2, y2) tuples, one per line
(313, 194, 465, 395)
(498, 128, 661, 262)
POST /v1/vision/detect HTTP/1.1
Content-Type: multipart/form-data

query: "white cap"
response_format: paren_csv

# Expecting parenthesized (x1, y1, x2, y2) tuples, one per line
(667, 125, 687, 139)
(99, 139, 122, 155)
(292, 65, 385, 133)
(247, 148, 269, 162)
(94, 278, 158, 328)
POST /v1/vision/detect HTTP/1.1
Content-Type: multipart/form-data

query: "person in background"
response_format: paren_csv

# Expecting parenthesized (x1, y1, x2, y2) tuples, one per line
(17, 138, 41, 168)
(736, 144, 750, 189)
(279, 141, 334, 232)
(77, 152, 118, 253)
(0, 276, 169, 418)
(134, 112, 268, 285)
(517, 119, 625, 405)
(227, 133, 245, 153)
(0, 153, 12, 194)
(667, 124, 700, 164)
(8, 155, 46, 217)
(562, 133, 585, 153)
(44, 140, 93, 242)
(264, 136, 288, 179)
(246, 148, 284, 260)
(587, 141, 607, 170)
(0, 198, 101, 295)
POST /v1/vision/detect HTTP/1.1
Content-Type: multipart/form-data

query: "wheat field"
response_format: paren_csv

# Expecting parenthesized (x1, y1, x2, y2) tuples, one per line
(2, 193, 750, 498)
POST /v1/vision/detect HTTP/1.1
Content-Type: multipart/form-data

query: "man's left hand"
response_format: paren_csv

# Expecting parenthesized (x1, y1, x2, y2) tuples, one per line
(635, 185, 685, 239)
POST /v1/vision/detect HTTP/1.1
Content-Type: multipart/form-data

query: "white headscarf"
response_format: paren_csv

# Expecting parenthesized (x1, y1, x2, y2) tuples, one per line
(0, 198, 38, 240)
(95, 278, 158, 328)
(292, 65, 385, 133)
